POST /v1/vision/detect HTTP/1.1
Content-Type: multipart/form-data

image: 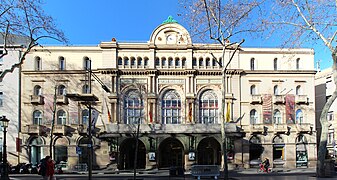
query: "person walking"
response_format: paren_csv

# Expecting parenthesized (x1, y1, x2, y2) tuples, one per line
(44, 156, 55, 180)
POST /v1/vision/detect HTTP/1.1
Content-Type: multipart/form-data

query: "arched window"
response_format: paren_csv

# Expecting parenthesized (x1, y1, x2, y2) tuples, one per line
(250, 85, 256, 95)
(137, 57, 142, 66)
(175, 57, 180, 67)
(296, 58, 300, 70)
(206, 57, 211, 67)
(83, 57, 91, 70)
(296, 85, 302, 95)
(82, 85, 90, 94)
(117, 56, 123, 66)
(182, 57, 186, 67)
(131, 57, 136, 66)
(34, 85, 42, 96)
(124, 90, 144, 124)
(57, 110, 67, 125)
(273, 109, 282, 124)
(296, 134, 308, 167)
(199, 90, 218, 124)
(35, 56, 41, 71)
(144, 57, 149, 67)
(33, 110, 42, 125)
(155, 57, 160, 66)
(168, 57, 173, 67)
(192, 57, 197, 66)
(250, 109, 259, 124)
(273, 136, 284, 161)
(162, 90, 181, 124)
(296, 109, 303, 124)
(199, 57, 204, 66)
(161, 57, 167, 67)
(58, 85, 66, 95)
(250, 58, 255, 70)
(212, 58, 217, 66)
(59, 56, 65, 70)
(124, 57, 129, 66)
(82, 109, 89, 125)
(274, 85, 279, 95)
(274, 58, 278, 70)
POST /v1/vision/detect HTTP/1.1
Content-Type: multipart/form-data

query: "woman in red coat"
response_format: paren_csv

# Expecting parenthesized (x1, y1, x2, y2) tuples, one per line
(44, 156, 55, 180)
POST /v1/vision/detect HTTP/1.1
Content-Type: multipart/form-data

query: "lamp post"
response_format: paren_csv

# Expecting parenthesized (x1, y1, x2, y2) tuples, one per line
(0, 116, 10, 180)
(66, 63, 110, 180)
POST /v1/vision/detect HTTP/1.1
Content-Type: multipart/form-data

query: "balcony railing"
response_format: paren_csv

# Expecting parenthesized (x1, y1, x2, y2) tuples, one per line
(22, 124, 48, 135)
(296, 95, 308, 104)
(295, 123, 313, 133)
(53, 125, 70, 135)
(56, 95, 69, 104)
(77, 125, 88, 135)
(251, 95, 262, 104)
(273, 95, 285, 104)
(30, 95, 44, 105)
(273, 124, 287, 133)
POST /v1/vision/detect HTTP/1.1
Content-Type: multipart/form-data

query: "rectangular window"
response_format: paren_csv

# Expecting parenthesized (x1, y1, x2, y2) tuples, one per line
(328, 111, 334, 121)
(328, 129, 334, 144)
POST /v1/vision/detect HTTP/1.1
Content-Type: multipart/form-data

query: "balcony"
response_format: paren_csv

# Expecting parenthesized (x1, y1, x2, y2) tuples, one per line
(273, 95, 285, 104)
(77, 125, 88, 135)
(53, 125, 70, 135)
(273, 124, 287, 133)
(242, 124, 265, 133)
(295, 123, 313, 133)
(296, 95, 308, 104)
(56, 95, 69, 104)
(30, 95, 44, 105)
(22, 124, 48, 135)
(251, 95, 262, 104)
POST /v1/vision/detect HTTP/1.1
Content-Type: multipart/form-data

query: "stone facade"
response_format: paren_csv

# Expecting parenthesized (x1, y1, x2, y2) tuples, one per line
(19, 20, 316, 171)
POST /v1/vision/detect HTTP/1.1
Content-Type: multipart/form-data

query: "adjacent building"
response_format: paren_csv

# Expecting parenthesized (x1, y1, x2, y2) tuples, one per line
(19, 18, 317, 171)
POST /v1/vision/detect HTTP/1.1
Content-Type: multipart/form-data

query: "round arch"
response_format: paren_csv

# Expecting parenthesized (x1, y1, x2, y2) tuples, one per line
(158, 137, 184, 168)
(197, 137, 221, 165)
(28, 136, 44, 165)
(54, 136, 69, 164)
(118, 138, 146, 170)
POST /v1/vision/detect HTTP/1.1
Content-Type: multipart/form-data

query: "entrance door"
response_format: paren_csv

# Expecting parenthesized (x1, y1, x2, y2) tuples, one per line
(197, 137, 221, 165)
(78, 137, 90, 164)
(119, 138, 146, 170)
(29, 137, 43, 165)
(159, 138, 184, 168)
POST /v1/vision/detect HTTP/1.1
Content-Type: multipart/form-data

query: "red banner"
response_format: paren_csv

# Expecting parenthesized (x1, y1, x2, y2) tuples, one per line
(263, 94, 272, 124)
(286, 94, 295, 124)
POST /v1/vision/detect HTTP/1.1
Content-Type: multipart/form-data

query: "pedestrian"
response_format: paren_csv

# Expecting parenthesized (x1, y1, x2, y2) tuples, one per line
(44, 156, 55, 180)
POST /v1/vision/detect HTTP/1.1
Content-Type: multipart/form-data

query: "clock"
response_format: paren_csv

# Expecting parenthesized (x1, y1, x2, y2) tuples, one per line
(166, 34, 176, 44)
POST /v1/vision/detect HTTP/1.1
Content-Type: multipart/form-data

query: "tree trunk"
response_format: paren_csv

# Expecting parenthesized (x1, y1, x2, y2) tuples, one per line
(317, 51, 337, 177)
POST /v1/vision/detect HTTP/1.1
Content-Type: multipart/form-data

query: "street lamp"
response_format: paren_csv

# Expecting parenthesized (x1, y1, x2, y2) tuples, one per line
(0, 116, 10, 180)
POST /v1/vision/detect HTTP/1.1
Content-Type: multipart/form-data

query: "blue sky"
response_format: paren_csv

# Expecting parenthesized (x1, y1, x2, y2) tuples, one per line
(42, 0, 331, 70)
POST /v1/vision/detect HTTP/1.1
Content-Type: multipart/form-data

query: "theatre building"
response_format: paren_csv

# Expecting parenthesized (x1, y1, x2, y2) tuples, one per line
(19, 17, 316, 171)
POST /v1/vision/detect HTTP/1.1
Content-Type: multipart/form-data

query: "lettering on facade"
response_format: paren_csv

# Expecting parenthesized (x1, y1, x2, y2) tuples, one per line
(158, 79, 184, 84)
(196, 79, 222, 84)
(120, 78, 147, 84)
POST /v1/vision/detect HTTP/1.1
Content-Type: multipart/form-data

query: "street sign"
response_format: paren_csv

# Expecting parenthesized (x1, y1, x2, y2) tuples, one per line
(76, 147, 82, 155)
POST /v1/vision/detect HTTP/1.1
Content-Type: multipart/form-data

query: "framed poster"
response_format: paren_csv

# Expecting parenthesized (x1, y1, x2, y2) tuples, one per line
(149, 152, 156, 161)
(188, 151, 195, 161)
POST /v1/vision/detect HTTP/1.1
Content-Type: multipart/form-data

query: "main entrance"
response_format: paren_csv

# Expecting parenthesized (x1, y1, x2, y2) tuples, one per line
(119, 138, 146, 170)
(159, 138, 184, 168)
(197, 137, 221, 165)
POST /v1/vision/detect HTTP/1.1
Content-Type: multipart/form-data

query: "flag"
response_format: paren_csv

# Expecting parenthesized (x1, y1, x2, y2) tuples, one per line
(226, 102, 230, 122)
(149, 105, 153, 123)
(105, 99, 112, 122)
(188, 103, 193, 122)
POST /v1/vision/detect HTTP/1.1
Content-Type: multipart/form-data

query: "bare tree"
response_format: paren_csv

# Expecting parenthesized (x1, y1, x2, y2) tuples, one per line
(183, 0, 337, 177)
(181, 1, 264, 179)
(0, 0, 67, 82)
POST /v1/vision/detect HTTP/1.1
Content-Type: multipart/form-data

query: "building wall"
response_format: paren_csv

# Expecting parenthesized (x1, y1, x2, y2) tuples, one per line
(19, 22, 316, 170)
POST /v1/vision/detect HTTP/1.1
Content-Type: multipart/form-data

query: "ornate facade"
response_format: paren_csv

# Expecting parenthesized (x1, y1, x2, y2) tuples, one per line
(19, 19, 316, 171)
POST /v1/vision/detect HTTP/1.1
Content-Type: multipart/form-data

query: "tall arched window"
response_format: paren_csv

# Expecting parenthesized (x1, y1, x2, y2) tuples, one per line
(296, 85, 302, 95)
(124, 90, 144, 124)
(137, 57, 142, 66)
(273, 109, 282, 124)
(182, 57, 186, 67)
(34, 85, 42, 96)
(33, 110, 42, 125)
(274, 85, 279, 95)
(250, 58, 255, 70)
(118, 56, 123, 65)
(250, 109, 259, 124)
(162, 57, 167, 67)
(168, 57, 173, 67)
(296, 109, 303, 124)
(124, 57, 129, 66)
(192, 57, 197, 66)
(206, 57, 211, 67)
(162, 90, 181, 124)
(155, 57, 160, 66)
(59, 56, 65, 70)
(144, 57, 149, 67)
(83, 57, 91, 70)
(130, 57, 136, 66)
(82, 109, 89, 125)
(199, 90, 218, 124)
(274, 58, 278, 70)
(199, 57, 204, 66)
(250, 85, 256, 95)
(35, 56, 41, 71)
(58, 85, 66, 95)
(57, 110, 67, 125)
(82, 85, 90, 94)
(175, 57, 180, 67)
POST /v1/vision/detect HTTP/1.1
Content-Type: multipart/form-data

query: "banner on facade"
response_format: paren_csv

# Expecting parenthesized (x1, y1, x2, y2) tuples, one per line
(262, 94, 272, 124)
(188, 103, 193, 123)
(226, 102, 231, 122)
(286, 94, 295, 124)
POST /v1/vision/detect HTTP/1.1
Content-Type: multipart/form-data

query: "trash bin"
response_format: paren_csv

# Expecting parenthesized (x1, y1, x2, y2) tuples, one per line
(169, 166, 177, 176)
